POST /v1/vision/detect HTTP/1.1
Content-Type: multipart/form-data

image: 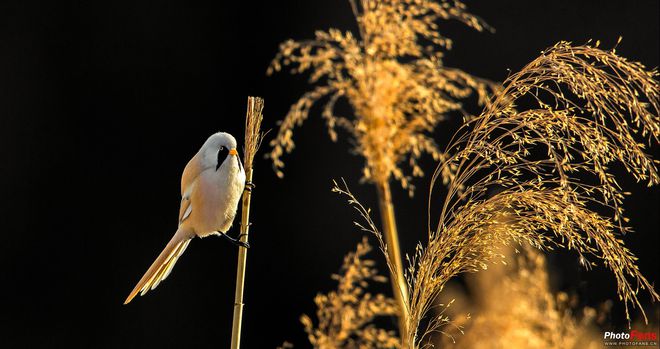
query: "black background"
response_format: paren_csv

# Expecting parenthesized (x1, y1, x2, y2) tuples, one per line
(1, 0, 658, 347)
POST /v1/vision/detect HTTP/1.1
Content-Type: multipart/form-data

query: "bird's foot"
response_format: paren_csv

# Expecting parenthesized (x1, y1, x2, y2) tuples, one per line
(245, 181, 256, 192)
(219, 232, 250, 249)
(237, 234, 250, 249)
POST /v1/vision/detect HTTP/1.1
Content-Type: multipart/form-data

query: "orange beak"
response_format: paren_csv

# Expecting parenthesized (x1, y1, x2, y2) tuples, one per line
(229, 148, 238, 156)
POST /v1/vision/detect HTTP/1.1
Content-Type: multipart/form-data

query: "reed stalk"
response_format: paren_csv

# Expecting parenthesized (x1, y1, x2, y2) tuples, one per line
(375, 179, 409, 340)
(230, 96, 264, 349)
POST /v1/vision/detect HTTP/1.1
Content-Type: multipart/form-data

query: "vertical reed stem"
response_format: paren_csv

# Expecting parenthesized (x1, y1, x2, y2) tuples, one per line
(375, 179, 409, 342)
(230, 97, 264, 349)
(230, 168, 253, 349)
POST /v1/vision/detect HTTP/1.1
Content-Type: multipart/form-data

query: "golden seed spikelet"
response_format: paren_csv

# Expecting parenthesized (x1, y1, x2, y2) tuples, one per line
(301, 237, 400, 349)
(268, 0, 498, 195)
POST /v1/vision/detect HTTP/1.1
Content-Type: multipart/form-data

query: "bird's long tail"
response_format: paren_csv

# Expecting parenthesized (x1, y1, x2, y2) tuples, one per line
(124, 229, 192, 304)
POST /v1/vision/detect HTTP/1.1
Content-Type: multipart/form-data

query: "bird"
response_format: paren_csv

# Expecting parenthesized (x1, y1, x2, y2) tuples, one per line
(124, 132, 248, 305)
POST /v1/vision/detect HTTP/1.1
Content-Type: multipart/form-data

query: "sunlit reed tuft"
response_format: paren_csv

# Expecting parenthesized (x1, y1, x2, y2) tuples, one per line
(418, 40, 659, 347)
(268, 0, 496, 193)
(438, 246, 605, 349)
(336, 40, 659, 348)
(300, 237, 400, 349)
(243, 97, 265, 171)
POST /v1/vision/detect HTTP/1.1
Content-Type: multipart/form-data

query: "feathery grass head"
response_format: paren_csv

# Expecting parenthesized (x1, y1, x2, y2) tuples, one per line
(268, 0, 498, 194)
(439, 246, 604, 349)
(332, 179, 459, 348)
(411, 40, 660, 344)
(336, 40, 659, 348)
(300, 237, 400, 349)
(243, 96, 265, 171)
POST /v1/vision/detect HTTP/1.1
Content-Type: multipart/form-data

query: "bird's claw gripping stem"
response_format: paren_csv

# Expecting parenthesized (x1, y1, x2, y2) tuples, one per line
(220, 232, 250, 249)
(245, 181, 256, 192)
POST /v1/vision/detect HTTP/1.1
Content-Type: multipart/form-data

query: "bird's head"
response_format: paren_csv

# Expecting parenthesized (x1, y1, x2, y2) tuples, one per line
(198, 132, 239, 171)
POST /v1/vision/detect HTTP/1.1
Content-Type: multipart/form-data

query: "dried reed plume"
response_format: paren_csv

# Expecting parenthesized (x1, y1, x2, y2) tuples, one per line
(438, 246, 605, 349)
(243, 97, 265, 171)
(268, 0, 497, 336)
(300, 237, 400, 349)
(230, 96, 265, 349)
(268, 0, 496, 191)
(337, 40, 659, 349)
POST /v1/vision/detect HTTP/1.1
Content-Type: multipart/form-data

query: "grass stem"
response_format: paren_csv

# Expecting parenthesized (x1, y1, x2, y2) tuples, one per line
(230, 96, 264, 349)
(375, 179, 410, 341)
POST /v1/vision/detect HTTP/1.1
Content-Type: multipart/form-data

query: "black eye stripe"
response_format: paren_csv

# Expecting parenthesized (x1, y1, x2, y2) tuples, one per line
(216, 146, 229, 170)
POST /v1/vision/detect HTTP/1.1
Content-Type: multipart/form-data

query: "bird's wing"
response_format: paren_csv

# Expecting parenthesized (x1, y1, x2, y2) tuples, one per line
(178, 153, 202, 225)
(180, 153, 202, 196)
(124, 228, 192, 304)
(178, 183, 194, 225)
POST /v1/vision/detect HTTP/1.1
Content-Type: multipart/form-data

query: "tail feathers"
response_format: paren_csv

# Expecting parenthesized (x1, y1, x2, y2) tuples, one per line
(148, 239, 190, 292)
(124, 232, 192, 305)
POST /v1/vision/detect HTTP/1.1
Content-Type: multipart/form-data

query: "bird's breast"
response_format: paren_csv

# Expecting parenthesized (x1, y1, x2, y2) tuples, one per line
(193, 160, 245, 236)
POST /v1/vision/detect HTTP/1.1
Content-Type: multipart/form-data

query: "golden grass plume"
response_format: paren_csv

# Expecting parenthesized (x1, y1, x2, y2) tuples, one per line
(268, 0, 498, 193)
(334, 40, 660, 348)
(243, 96, 265, 171)
(417, 40, 660, 346)
(300, 237, 400, 349)
(438, 246, 605, 349)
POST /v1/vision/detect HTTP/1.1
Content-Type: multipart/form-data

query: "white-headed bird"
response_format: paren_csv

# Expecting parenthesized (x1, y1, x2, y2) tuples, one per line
(124, 132, 247, 304)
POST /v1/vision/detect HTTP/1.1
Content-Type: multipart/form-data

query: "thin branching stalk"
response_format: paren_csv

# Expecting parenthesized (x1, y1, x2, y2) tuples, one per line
(333, 180, 456, 349)
(230, 96, 265, 349)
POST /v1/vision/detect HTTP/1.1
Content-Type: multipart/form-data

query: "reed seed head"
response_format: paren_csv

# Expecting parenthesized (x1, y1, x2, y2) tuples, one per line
(243, 96, 265, 172)
(301, 237, 400, 349)
(269, 0, 498, 194)
(335, 41, 660, 348)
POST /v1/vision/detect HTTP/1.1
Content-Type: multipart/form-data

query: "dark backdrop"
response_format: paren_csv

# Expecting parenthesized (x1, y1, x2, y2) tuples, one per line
(1, 1, 658, 347)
